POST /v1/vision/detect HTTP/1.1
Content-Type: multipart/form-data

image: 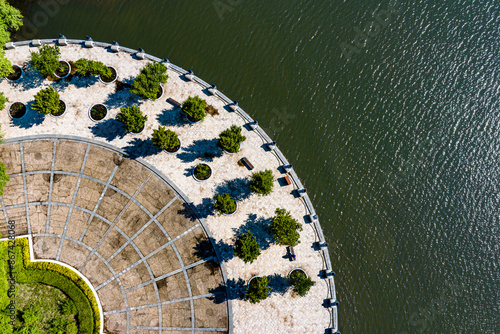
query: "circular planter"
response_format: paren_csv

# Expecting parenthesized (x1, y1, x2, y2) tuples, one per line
(148, 85, 164, 101)
(88, 104, 108, 122)
(288, 268, 308, 279)
(99, 66, 117, 84)
(8, 102, 27, 119)
(222, 147, 238, 155)
(128, 124, 145, 135)
(53, 60, 71, 79)
(49, 100, 67, 118)
(247, 275, 262, 288)
(192, 163, 213, 182)
(163, 137, 182, 155)
(6, 64, 23, 82)
(222, 199, 238, 216)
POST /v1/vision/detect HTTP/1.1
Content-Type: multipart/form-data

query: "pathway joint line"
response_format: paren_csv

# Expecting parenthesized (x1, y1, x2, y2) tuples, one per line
(19, 143, 31, 236)
(45, 140, 57, 233)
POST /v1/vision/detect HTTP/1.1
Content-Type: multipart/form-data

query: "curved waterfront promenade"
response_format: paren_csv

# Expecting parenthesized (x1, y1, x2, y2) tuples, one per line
(0, 39, 338, 333)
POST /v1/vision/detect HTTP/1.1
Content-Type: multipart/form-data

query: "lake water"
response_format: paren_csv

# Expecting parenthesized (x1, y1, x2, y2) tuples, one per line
(11, 0, 499, 332)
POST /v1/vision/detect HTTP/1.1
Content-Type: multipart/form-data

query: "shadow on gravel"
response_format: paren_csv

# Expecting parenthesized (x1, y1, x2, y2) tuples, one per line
(10, 104, 45, 129)
(156, 107, 183, 127)
(214, 177, 251, 201)
(268, 273, 290, 295)
(209, 277, 247, 303)
(177, 138, 222, 163)
(103, 77, 140, 109)
(123, 137, 161, 159)
(90, 118, 127, 141)
(233, 213, 274, 250)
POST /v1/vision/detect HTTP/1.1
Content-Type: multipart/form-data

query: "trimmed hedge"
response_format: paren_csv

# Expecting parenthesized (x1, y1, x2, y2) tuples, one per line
(3, 238, 100, 334)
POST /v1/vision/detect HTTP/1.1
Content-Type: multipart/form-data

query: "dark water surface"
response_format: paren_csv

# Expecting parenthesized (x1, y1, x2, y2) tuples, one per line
(11, 0, 499, 332)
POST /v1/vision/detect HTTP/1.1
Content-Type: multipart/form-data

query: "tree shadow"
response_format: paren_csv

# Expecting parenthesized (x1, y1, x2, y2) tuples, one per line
(194, 237, 235, 264)
(10, 67, 44, 91)
(10, 105, 45, 129)
(177, 138, 222, 163)
(103, 77, 140, 109)
(176, 202, 198, 222)
(233, 213, 274, 250)
(156, 106, 183, 127)
(214, 177, 251, 201)
(123, 137, 161, 159)
(268, 273, 290, 295)
(90, 118, 127, 141)
(187, 197, 214, 219)
(57, 74, 100, 89)
(208, 277, 247, 303)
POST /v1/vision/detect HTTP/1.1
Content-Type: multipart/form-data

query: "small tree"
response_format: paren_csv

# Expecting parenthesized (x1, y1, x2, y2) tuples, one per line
(29, 44, 60, 78)
(194, 164, 211, 180)
(74, 58, 111, 77)
(0, 92, 8, 110)
(181, 96, 206, 122)
(152, 126, 180, 151)
(0, 162, 10, 197)
(213, 193, 236, 215)
(245, 276, 271, 304)
(218, 125, 246, 153)
(289, 271, 315, 297)
(250, 169, 274, 195)
(130, 62, 168, 100)
(0, 1, 23, 78)
(32, 86, 61, 115)
(117, 106, 148, 133)
(234, 231, 261, 263)
(270, 208, 303, 247)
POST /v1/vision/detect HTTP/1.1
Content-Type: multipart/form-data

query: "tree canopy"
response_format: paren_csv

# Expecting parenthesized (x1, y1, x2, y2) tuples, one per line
(0, 1, 23, 77)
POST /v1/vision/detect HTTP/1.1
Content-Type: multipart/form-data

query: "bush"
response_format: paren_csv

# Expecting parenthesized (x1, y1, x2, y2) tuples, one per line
(0, 162, 10, 196)
(32, 87, 61, 116)
(0, 1, 23, 78)
(60, 298, 77, 315)
(151, 126, 180, 151)
(181, 96, 206, 122)
(74, 58, 111, 78)
(117, 106, 147, 133)
(194, 164, 211, 180)
(234, 231, 261, 263)
(270, 208, 303, 247)
(218, 125, 246, 153)
(0, 92, 8, 110)
(130, 62, 168, 100)
(29, 44, 60, 78)
(213, 193, 236, 215)
(288, 270, 315, 297)
(250, 169, 274, 195)
(245, 276, 271, 304)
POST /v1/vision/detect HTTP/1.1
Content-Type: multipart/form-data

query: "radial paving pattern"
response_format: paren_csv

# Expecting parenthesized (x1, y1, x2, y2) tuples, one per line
(0, 137, 229, 334)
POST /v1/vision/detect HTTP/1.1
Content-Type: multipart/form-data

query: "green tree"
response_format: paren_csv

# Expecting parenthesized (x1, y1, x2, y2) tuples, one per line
(234, 231, 261, 263)
(130, 62, 168, 100)
(245, 276, 271, 304)
(194, 164, 211, 179)
(151, 126, 180, 151)
(29, 45, 61, 78)
(117, 106, 147, 133)
(270, 208, 303, 247)
(218, 125, 246, 153)
(213, 193, 236, 215)
(288, 271, 315, 297)
(181, 96, 206, 122)
(250, 169, 274, 195)
(0, 1, 23, 78)
(74, 58, 111, 77)
(32, 87, 61, 115)
(0, 92, 8, 110)
(0, 162, 10, 196)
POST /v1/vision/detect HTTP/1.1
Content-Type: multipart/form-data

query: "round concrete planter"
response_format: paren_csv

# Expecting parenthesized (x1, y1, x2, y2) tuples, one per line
(192, 163, 213, 182)
(163, 137, 182, 155)
(221, 199, 238, 216)
(49, 100, 67, 118)
(185, 113, 202, 124)
(6, 64, 23, 82)
(88, 104, 108, 122)
(288, 268, 308, 279)
(99, 66, 117, 84)
(148, 85, 164, 101)
(53, 60, 71, 79)
(129, 125, 145, 135)
(8, 102, 27, 119)
(247, 275, 262, 288)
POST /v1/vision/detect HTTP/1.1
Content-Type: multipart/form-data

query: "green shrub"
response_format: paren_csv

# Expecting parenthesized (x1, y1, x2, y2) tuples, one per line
(74, 58, 111, 77)
(22, 303, 42, 325)
(29, 44, 60, 78)
(181, 96, 206, 122)
(130, 62, 168, 100)
(250, 169, 274, 195)
(60, 298, 77, 315)
(0, 92, 8, 110)
(151, 126, 180, 151)
(0, 1, 23, 78)
(213, 193, 236, 215)
(234, 231, 261, 263)
(32, 87, 61, 116)
(218, 125, 246, 153)
(245, 276, 271, 304)
(270, 208, 303, 247)
(288, 270, 315, 297)
(0, 162, 10, 196)
(194, 164, 211, 180)
(117, 106, 147, 133)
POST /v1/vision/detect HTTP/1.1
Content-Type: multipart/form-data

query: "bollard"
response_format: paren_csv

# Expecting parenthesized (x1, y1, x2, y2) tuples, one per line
(207, 84, 217, 95)
(5, 42, 15, 50)
(267, 141, 277, 150)
(136, 47, 146, 60)
(84, 35, 94, 48)
(325, 269, 335, 277)
(229, 101, 239, 112)
(307, 214, 318, 223)
(58, 33, 68, 46)
(185, 69, 194, 81)
(297, 188, 307, 197)
(249, 120, 258, 130)
(32, 39, 42, 47)
(162, 57, 170, 68)
(329, 299, 339, 307)
(284, 164, 293, 172)
(110, 40, 120, 52)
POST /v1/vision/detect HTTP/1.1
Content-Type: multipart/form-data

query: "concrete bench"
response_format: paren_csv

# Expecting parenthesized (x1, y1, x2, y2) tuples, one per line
(241, 157, 254, 170)
(167, 98, 181, 108)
